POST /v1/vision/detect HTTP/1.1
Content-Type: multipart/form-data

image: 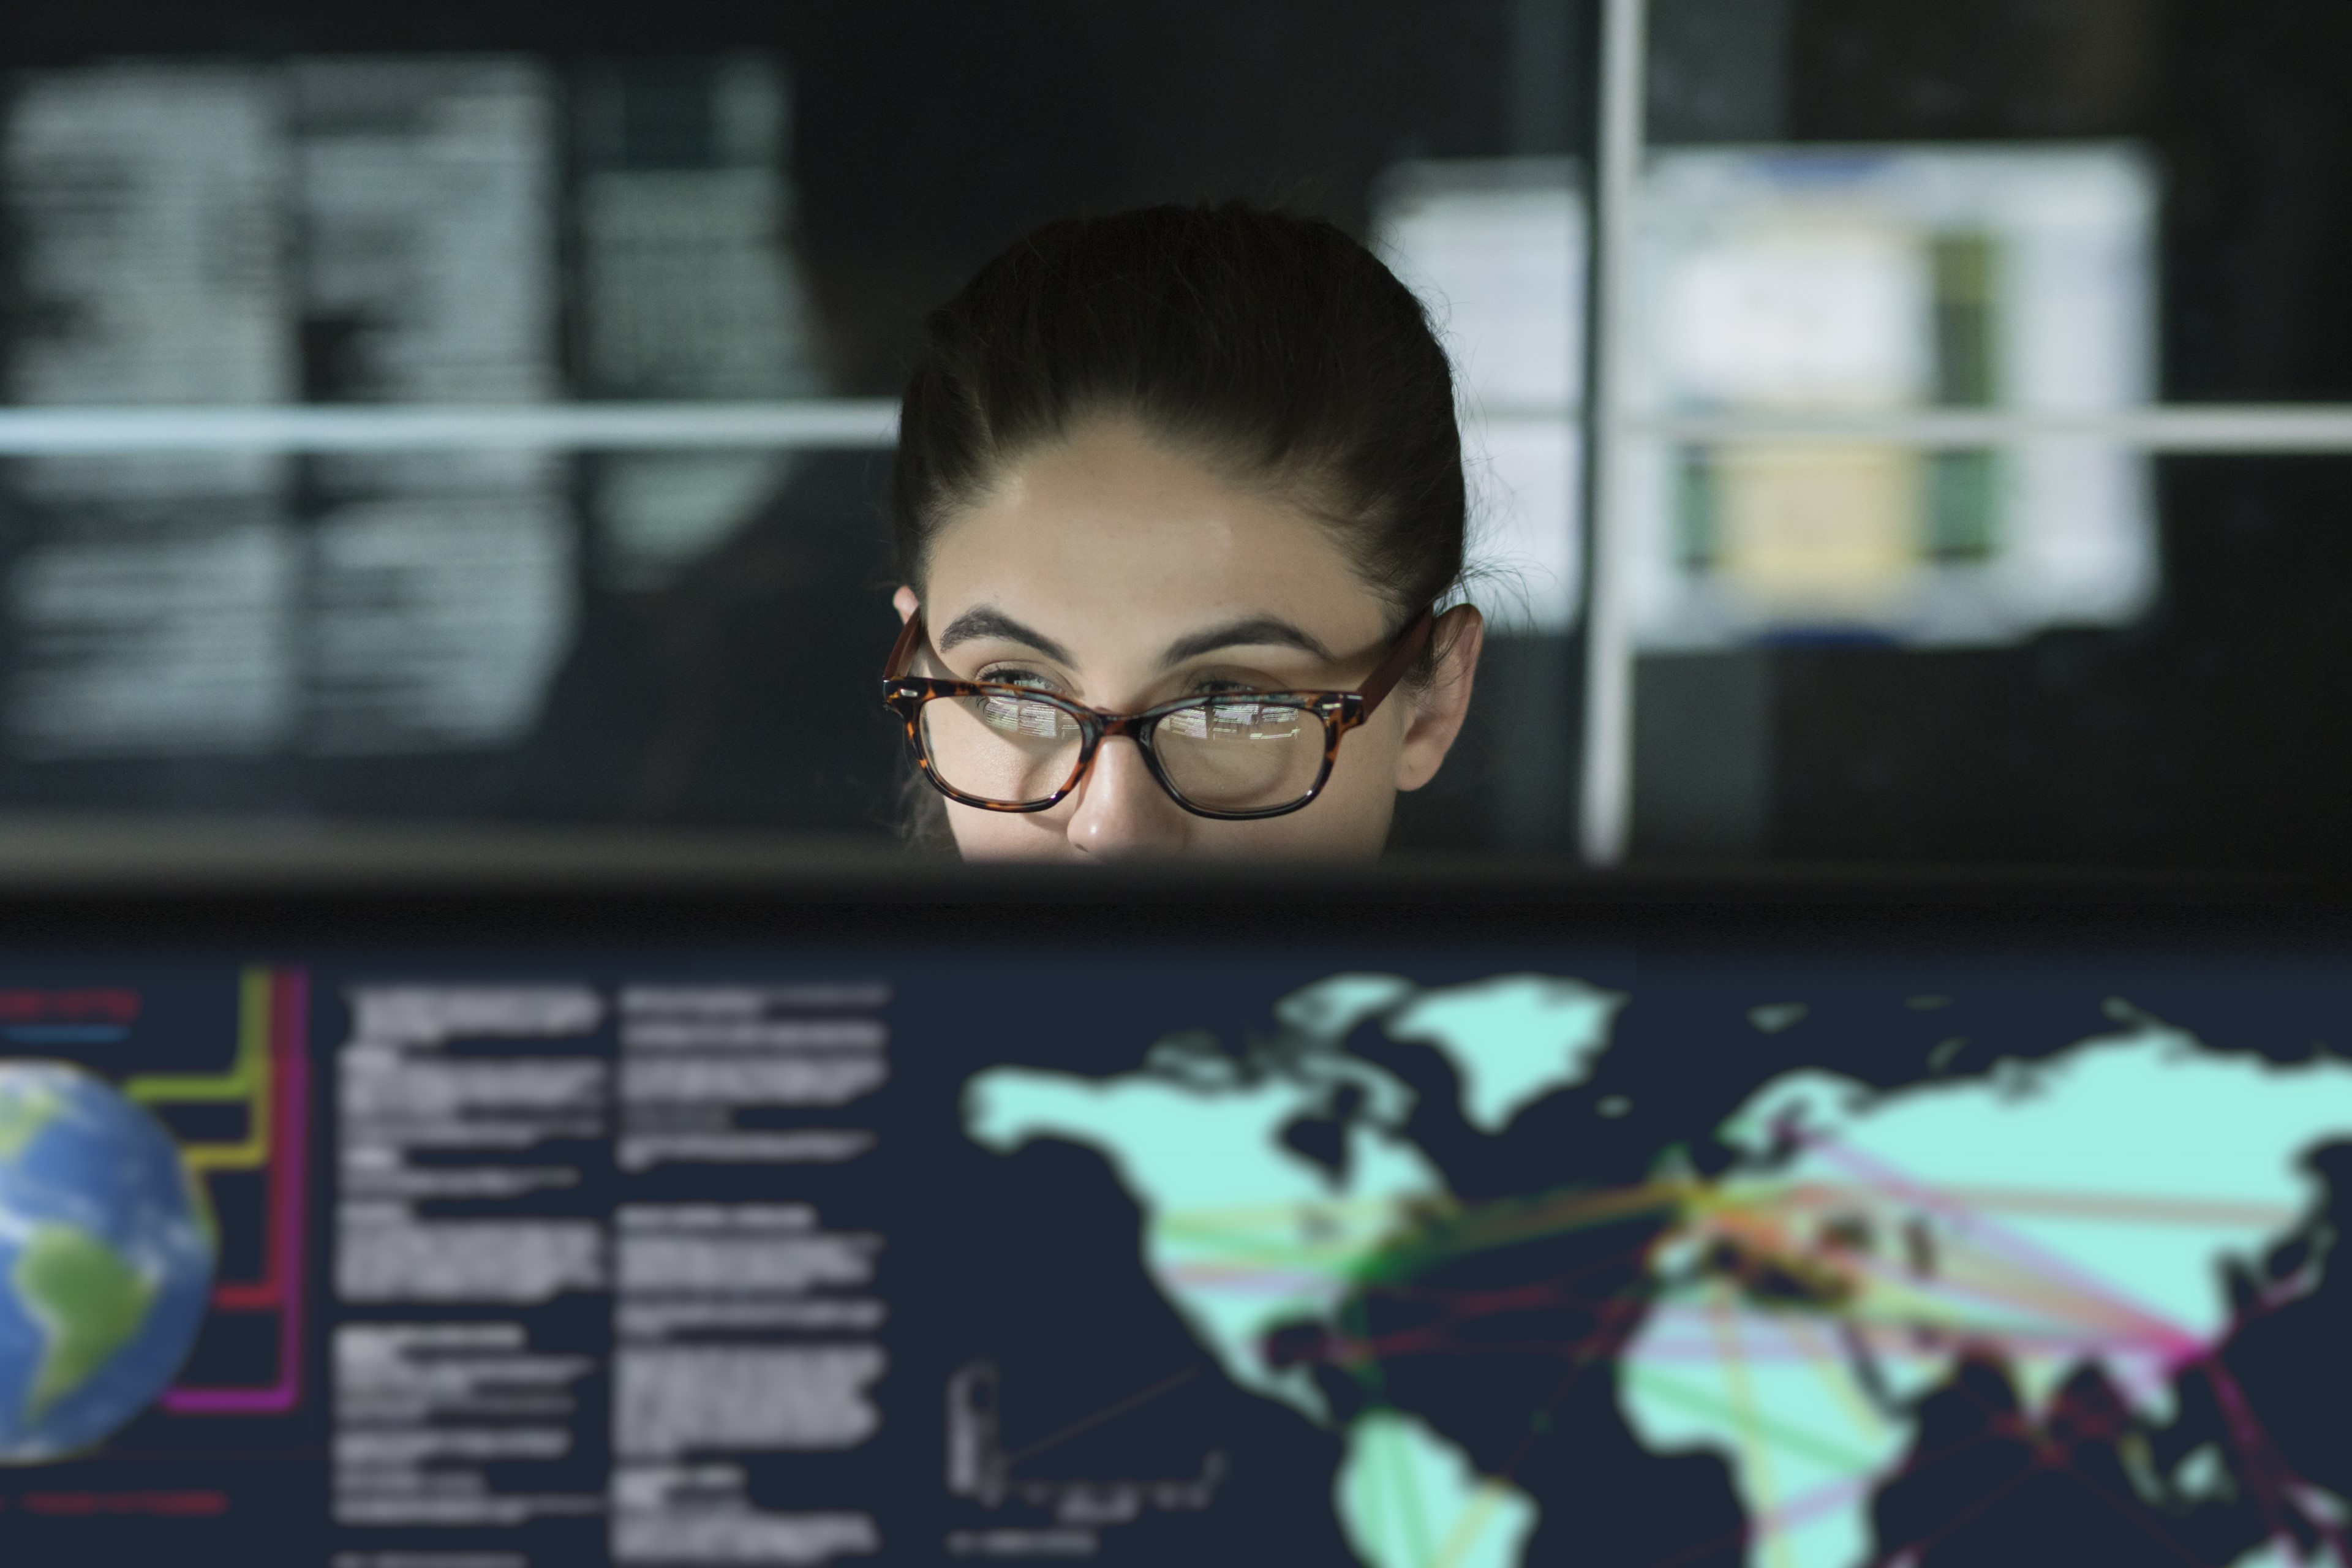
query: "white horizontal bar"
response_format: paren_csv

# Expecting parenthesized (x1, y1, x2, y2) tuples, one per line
(1619, 406, 2352, 451)
(7, 401, 2352, 455)
(0, 400, 902, 453)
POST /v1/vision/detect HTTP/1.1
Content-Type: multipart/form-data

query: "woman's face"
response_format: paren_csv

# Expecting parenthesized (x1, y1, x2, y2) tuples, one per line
(898, 417, 1483, 861)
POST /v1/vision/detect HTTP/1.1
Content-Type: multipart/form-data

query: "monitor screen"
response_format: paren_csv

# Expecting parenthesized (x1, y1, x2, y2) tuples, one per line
(0, 886, 2344, 1568)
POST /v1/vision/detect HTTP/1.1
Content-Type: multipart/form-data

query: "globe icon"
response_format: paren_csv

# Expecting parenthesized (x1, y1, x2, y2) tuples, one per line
(0, 1060, 217, 1463)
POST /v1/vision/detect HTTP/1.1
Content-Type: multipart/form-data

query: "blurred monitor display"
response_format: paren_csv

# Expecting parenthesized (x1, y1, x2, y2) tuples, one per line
(574, 56, 827, 590)
(0, 57, 838, 809)
(2, 890, 2349, 1568)
(1374, 159, 1586, 635)
(4, 66, 298, 758)
(1628, 145, 2158, 650)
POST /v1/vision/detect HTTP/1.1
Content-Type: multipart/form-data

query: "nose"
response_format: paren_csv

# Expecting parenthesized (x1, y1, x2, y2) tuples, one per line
(1065, 737, 1189, 859)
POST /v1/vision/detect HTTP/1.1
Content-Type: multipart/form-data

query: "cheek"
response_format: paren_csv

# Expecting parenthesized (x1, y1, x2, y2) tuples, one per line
(1325, 704, 1410, 799)
(944, 799, 1082, 861)
(1191, 717, 1399, 857)
(1310, 712, 1410, 834)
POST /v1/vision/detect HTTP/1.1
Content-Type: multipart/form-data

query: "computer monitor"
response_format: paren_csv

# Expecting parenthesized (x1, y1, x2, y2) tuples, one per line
(1, 879, 2345, 1568)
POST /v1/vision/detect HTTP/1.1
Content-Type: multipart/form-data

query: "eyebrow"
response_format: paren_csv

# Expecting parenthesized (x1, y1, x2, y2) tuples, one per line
(1158, 616, 1336, 668)
(935, 606, 1076, 665)
(934, 605, 1337, 671)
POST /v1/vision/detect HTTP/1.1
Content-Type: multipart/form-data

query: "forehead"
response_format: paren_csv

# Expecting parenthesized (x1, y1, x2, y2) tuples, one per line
(922, 420, 1389, 646)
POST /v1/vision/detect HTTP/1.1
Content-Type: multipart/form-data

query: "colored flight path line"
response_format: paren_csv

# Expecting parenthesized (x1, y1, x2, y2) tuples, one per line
(123, 968, 309, 1415)
(1161, 1164, 2349, 1567)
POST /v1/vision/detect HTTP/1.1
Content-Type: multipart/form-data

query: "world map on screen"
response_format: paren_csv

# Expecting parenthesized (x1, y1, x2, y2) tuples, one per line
(965, 971, 2352, 1568)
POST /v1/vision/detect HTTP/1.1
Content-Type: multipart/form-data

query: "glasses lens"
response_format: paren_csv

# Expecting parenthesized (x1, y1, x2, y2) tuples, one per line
(1152, 698, 1324, 813)
(919, 689, 1085, 805)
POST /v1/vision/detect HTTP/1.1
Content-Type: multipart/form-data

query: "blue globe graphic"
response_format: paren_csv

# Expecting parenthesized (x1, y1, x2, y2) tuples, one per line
(0, 1060, 216, 1462)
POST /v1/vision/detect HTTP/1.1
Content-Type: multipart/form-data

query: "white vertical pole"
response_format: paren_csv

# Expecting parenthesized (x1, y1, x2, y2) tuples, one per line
(1579, 0, 1648, 865)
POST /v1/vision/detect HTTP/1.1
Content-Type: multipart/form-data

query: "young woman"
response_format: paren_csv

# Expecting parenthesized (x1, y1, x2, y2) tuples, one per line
(881, 202, 1484, 860)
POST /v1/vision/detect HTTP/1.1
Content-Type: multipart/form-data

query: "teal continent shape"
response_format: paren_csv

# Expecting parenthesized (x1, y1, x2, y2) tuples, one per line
(964, 973, 1588, 1566)
(1617, 1019, 2352, 1568)
(965, 975, 2352, 1568)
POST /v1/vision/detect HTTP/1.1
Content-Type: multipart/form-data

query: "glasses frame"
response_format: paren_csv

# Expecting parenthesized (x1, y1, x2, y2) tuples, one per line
(881, 606, 1436, 821)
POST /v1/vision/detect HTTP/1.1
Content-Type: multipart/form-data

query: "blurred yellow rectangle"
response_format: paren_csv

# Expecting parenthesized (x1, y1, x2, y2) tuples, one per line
(1714, 443, 1920, 614)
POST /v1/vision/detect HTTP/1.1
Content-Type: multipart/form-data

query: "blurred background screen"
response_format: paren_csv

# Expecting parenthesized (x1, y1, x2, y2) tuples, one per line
(0, 1, 2347, 875)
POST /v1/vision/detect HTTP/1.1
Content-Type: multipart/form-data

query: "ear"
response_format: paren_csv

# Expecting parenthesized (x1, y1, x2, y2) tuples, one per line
(1394, 605, 1485, 792)
(892, 585, 920, 625)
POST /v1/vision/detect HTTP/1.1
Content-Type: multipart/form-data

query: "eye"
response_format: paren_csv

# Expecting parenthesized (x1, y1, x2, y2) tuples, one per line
(978, 665, 1068, 695)
(1185, 675, 1268, 698)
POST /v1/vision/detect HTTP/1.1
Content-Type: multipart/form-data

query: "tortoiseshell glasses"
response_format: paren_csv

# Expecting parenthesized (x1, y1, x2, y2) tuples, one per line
(880, 608, 1434, 820)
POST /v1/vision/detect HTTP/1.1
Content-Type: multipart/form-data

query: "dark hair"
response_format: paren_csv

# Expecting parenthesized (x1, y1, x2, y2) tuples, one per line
(892, 201, 1468, 628)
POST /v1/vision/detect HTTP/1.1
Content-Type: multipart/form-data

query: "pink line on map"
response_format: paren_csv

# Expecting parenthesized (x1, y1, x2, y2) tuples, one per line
(1795, 1128, 2201, 1359)
(163, 971, 307, 1415)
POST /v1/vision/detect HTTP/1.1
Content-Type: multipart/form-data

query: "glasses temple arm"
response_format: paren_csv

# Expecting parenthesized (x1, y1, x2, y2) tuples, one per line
(884, 609, 928, 680)
(1354, 607, 1436, 719)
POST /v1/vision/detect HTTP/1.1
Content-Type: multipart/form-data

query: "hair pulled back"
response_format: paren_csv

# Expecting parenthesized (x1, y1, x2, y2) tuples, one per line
(892, 202, 1466, 627)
